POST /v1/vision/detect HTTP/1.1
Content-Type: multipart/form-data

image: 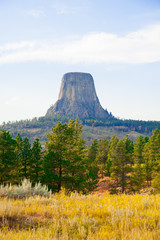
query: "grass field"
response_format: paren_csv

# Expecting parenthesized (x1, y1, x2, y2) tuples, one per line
(0, 191, 160, 239)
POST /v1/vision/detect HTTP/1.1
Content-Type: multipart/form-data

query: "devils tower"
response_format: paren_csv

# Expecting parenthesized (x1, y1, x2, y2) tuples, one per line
(46, 72, 109, 120)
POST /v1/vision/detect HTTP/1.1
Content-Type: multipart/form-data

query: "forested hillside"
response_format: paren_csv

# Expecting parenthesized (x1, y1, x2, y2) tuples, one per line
(1, 115, 160, 145)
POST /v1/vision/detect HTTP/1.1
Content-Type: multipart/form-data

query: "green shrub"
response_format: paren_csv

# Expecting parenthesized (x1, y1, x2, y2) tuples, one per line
(0, 179, 51, 199)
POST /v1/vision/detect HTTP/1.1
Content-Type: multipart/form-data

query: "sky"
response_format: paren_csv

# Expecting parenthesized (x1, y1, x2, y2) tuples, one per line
(0, 0, 160, 124)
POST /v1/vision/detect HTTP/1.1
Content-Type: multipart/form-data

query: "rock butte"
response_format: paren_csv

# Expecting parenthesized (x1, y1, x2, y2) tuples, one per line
(46, 72, 109, 120)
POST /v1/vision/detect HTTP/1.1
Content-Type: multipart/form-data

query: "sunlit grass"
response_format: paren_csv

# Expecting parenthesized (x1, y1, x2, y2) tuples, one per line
(0, 191, 160, 239)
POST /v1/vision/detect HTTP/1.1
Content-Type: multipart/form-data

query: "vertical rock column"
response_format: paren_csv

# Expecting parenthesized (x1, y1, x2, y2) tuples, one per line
(46, 72, 109, 120)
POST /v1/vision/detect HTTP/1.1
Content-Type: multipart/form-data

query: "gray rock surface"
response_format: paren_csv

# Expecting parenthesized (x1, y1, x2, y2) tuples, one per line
(46, 72, 109, 120)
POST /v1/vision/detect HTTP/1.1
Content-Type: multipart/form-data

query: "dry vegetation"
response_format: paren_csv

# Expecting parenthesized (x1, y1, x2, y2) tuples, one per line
(0, 191, 160, 239)
(83, 125, 144, 145)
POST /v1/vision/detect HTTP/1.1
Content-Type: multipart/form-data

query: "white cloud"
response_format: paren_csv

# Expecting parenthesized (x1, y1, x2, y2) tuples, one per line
(25, 9, 45, 18)
(0, 23, 160, 65)
(5, 96, 19, 106)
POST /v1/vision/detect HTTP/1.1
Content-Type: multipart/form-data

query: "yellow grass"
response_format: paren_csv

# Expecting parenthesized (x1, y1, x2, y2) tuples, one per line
(0, 191, 160, 239)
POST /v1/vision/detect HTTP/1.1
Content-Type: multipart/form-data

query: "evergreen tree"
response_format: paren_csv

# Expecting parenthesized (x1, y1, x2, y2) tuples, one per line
(63, 120, 87, 192)
(0, 130, 16, 184)
(108, 136, 118, 158)
(149, 129, 160, 163)
(43, 121, 67, 192)
(130, 136, 146, 192)
(43, 120, 98, 193)
(150, 129, 160, 191)
(42, 150, 59, 191)
(144, 136, 149, 144)
(153, 171, 160, 193)
(14, 133, 23, 183)
(111, 139, 131, 193)
(143, 142, 154, 186)
(30, 138, 43, 183)
(125, 136, 134, 164)
(142, 129, 160, 186)
(96, 138, 110, 177)
(108, 136, 118, 170)
(87, 139, 98, 162)
(130, 162, 145, 193)
(134, 136, 145, 164)
(21, 137, 31, 179)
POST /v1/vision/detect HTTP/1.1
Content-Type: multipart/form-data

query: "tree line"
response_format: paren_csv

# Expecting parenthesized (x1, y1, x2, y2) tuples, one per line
(1, 120, 160, 194)
(0, 120, 98, 193)
(2, 115, 160, 145)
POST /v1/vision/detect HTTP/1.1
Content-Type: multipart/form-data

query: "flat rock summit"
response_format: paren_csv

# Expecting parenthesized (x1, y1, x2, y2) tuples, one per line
(46, 72, 109, 120)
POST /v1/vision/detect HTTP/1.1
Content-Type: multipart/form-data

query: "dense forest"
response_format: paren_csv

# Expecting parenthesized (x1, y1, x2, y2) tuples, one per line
(1, 120, 160, 194)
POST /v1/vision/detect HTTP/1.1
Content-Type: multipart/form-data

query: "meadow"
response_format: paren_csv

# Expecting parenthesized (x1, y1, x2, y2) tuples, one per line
(0, 191, 160, 240)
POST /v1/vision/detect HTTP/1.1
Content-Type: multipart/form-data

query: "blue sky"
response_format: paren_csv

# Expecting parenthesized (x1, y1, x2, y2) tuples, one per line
(0, 0, 160, 124)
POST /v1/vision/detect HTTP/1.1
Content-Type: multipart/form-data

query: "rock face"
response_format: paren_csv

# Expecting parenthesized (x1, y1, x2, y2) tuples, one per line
(46, 72, 109, 120)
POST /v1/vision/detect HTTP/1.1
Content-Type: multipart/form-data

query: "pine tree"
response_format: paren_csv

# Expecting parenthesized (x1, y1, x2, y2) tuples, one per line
(125, 136, 134, 164)
(143, 142, 154, 186)
(153, 171, 160, 193)
(130, 162, 145, 193)
(42, 150, 59, 191)
(30, 138, 43, 183)
(149, 129, 160, 163)
(134, 136, 145, 164)
(129, 136, 147, 192)
(43, 120, 98, 193)
(43, 122, 68, 191)
(111, 139, 131, 193)
(87, 139, 98, 162)
(21, 137, 31, 179)
(0, 130, 16, 184)
(150, 129, 160, 191)
(63, 120, 87, 192)
(15, 133, 23, 183)
(108, 136, 118, 173)
(108, 136, 118, 159)
(96, 138, 110, 177)
(142, 129, 160, 186)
